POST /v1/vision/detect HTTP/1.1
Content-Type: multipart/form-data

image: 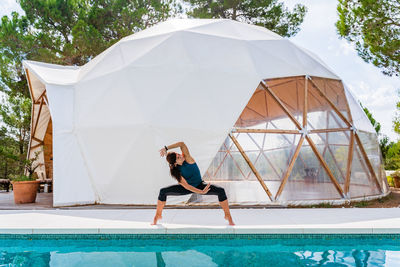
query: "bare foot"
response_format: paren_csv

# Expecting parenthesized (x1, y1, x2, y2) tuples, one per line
(152, 214, 162, 225)
(225, 215, 235, 226)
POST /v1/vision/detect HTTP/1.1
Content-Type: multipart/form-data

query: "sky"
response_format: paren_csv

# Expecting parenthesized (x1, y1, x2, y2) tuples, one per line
(1, 0, 399, 140)
(284, 0, 400, 141)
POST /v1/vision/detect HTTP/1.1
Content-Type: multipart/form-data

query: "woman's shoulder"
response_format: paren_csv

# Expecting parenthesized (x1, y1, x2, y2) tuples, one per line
(184, 160, 196, 165)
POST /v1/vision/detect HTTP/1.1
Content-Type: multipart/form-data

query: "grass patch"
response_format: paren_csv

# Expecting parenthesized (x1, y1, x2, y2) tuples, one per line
(311, 203, 334, 208)
(353, 200, 369, 208)
(292, 202, 336, 208)
(378, 192, 393, 203)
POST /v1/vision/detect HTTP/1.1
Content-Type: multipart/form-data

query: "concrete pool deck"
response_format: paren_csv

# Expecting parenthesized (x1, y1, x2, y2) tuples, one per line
(0, 208, 399, 235)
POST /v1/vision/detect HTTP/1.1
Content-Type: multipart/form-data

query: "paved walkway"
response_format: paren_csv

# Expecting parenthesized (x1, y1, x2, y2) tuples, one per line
(0, 208, 399, 234)
(0, 192, 53, 209)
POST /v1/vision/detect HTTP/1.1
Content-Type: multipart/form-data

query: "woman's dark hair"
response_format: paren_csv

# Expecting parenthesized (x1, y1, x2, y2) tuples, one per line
(166, 152, 181, 182)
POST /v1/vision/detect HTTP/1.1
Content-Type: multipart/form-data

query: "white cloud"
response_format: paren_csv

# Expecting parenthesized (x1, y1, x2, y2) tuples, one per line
(0, 0, 24, 17)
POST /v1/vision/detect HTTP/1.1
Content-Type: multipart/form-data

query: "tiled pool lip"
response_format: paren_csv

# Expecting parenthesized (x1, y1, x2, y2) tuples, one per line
(0, 233, 400, 240)
(0, 227, 399, 235)
(0, 208, 399, 235)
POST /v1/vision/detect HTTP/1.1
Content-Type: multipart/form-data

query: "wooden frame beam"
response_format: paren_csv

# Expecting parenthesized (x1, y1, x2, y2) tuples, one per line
(32, 97, 44, 138)
(327, 146, 347, 184)
(226, 150, 248, 179)
(354, 132, 382, 193)
(30, 143, 44, 150)
(303, 76, 308, 127)
(305, 136, 345, 198)
(308, 119, 348, 184)
(344, 131, 355, 195)
(229, 134, 274, 201)
(232, 129, 300, 134)
(331, 80, 354, 124)
(267, 78, 297, 89)
(308, 78, 352, 127)
(264, 75, 305, 83)
(33, 90, 47, 104)
(260, 81, 302, 130)
(269, 121, 308, 169)
(32, 136, 43, 143)
(341, 129, 371, 182)
(26, 69, 35, 159)
(308, 75, 343, 82)
(25, 69, 35, 101)
(309, 128, 350, 133)
(275, 136, 305, 200)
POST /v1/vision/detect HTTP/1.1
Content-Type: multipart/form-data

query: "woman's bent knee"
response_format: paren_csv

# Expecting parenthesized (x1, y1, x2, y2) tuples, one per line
(158, 189, 167, 202)
(218, 188, 227, 202)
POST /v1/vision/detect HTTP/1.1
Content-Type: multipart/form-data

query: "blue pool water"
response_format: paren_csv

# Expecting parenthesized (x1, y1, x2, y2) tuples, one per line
(0, 234, 399, 266)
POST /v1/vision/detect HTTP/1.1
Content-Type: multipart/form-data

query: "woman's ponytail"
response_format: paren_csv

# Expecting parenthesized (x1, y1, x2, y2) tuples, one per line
(166, 152, 182, 182)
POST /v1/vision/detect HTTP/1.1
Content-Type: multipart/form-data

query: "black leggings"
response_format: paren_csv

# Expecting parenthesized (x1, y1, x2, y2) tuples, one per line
(158, 182, 227, 202)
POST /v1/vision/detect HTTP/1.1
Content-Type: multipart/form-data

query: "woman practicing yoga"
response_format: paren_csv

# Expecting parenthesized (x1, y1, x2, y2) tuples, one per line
(153, 141, 235, 225)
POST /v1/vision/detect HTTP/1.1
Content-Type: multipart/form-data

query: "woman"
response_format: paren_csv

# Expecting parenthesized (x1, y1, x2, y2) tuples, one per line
(153, 141, 235, 225)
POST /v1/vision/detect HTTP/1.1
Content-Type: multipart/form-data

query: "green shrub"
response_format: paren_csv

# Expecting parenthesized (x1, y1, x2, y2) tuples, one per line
(387, 175, 394, 187)
(10, 175, 34, 182)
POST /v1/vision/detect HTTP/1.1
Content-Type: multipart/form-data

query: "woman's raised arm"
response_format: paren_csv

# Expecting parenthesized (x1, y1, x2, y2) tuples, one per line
(160, 142, 195, 163)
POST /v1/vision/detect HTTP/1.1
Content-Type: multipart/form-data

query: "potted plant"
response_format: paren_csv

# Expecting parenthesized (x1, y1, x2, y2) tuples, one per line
(11, 155, 41, 204)
(391, 170, 400, 188)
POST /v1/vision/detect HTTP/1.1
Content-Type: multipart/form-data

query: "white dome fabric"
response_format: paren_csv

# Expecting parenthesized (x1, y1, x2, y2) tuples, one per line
(23, 19, 380, 207)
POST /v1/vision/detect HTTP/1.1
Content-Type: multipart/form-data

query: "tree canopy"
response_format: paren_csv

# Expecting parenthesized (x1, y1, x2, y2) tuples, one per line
(0, 0, 308, 179)
(0, 0, 177, 98)
(0, 0, 178, 179)
(360, 103, 381, 135)
(336, 0, 400, 76)
(0, 93, 31, 178)
(182, 0, 307, 37)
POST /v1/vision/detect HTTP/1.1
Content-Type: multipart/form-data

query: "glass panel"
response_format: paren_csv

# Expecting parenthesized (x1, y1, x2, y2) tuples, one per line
(380, 162, 390, 194)
(308, 131, 351, 185)
(234, 85, 298, 130)
(310, 77, 350, 122)
(278, 138, 342, 201)
(357, 131, 383, 189)
(269, 77, 304, 126)
(344, 86, 376, 133)
(235, 132, 260, 152)
(348, 142, 381, 198)
(249, 133, 301, 196)
(307, 83, 348, 130)
(203, 134, 272, 204)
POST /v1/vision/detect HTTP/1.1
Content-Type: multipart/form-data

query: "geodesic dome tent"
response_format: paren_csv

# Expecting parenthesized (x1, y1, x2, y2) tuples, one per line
(23, 19, 388, 207)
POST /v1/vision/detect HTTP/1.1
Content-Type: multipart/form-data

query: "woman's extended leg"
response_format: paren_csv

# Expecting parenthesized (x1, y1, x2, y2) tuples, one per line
(197, 183, 235, 225)
(219, 199, 234, 226)
(152, 184, 191, 225)
(152, 200, 166, 225)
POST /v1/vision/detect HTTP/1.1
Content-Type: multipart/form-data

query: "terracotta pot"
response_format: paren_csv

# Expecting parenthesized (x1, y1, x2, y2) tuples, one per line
(394, 177, 400, 188)
(12, 180, 40, 204)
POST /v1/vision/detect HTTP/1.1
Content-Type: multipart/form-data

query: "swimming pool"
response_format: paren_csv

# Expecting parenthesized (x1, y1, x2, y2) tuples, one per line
(0, 234, 399, 266)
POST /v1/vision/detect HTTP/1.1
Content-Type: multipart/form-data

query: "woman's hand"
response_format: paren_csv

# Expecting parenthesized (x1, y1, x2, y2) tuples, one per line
(159, 148, 167, 157)
(200, 183, 211, 194)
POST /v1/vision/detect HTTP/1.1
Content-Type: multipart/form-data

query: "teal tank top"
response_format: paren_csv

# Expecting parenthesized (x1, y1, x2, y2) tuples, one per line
(178, 161, 202, 187)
